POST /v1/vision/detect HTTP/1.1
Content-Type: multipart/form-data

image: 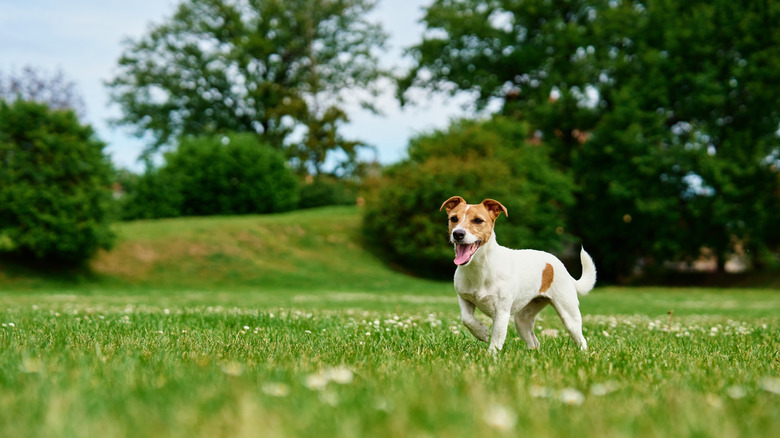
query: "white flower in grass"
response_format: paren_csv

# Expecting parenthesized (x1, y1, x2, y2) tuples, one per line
(305, 366, 355, 391)
(541, 328, 559, 337)
(221, 362, 244, 376)
(590, 381, 620, 396)
(726, 385, 747, 399)
(602, 331, 610, 337)
(483, 404, 516, 431)
(262, 382, 290, 397)
(558, 388, 585, 405)
(759, 377, 780, 395)
(305, 373, 329, 391)
(325, 366, 354, 385)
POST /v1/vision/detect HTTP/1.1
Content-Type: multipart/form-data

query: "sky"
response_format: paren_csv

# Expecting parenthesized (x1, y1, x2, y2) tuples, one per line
(0, 0, 478, 172)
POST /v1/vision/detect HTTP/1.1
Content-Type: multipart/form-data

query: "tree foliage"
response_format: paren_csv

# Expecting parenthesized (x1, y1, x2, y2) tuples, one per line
(363, 117, 574, 277)
(0, 100, 115, 264)
(120, 133, 299, 219)
(401, 0, 780, 279)
(107, 0, 387, 175)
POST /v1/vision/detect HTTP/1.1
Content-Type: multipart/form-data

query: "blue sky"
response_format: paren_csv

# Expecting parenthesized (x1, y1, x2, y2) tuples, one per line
(0, 0, 478, 172)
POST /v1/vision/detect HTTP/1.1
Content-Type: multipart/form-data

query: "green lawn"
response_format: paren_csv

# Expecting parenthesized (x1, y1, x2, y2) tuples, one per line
(1, 288, 779, 437)
(1, 208, 779, 437)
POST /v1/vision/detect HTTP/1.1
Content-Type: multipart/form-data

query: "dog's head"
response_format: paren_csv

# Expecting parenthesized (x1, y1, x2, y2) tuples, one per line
(439, 196, 508, 266)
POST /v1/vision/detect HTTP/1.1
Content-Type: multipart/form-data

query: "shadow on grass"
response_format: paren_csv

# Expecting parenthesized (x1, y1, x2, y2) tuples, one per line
(0, 253, 103, 286)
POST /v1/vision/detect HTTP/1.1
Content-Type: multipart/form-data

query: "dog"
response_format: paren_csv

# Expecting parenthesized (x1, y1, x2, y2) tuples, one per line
(440, 196, 596, 353)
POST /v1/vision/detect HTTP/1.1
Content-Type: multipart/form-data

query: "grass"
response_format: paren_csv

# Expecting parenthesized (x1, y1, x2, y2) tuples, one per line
(1, 207, 779, 437)
(1, 290, 779, 437)
(1, 207, 445, 294)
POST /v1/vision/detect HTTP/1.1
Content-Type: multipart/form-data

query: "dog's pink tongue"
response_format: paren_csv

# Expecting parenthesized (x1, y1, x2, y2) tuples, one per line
(454, 244, 472, 265)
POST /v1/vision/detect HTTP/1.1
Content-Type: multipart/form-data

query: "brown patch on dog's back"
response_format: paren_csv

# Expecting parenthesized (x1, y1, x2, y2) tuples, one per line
(540, 263, 554, 293)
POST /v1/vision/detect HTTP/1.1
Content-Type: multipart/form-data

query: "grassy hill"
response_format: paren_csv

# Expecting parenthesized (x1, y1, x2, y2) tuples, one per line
(3, 208, 779, 438)
(0, 206, 449, 295)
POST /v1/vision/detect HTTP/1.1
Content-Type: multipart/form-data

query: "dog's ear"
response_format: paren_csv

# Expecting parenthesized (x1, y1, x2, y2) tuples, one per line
(440, 196, 465, 214)
(481, 199, 508, 219)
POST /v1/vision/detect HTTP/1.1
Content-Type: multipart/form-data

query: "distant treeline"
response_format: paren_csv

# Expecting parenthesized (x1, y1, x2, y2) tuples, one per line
(2, 0, 779, 282)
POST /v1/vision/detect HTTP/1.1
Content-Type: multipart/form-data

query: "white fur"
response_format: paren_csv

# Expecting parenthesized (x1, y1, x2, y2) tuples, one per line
(453, 231, 596, 353)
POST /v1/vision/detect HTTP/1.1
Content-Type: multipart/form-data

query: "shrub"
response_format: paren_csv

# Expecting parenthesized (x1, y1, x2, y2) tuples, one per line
(120, 133, 299, 219)
(299, 176, 358, 209)
(0, 100, 115, 263)
(363, 117, 574, 277)
(116, 167, 183, 220)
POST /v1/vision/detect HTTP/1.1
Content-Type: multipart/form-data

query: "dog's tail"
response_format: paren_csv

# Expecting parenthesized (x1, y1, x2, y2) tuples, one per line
(574, 247, 597, 295)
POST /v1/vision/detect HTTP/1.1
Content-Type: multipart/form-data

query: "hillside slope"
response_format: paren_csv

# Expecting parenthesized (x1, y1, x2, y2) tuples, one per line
(81, 206, 447, 293)
(0, 207, 450, 293)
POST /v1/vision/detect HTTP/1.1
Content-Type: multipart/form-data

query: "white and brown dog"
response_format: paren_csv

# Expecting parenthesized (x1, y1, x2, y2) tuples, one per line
(440, 196, 596, 353)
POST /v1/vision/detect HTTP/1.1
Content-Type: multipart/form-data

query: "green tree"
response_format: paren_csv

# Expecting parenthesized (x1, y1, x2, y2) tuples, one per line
(120, 133, 299, 219)
(116, 167, 184, 220)
(402, 0, 780, 279)
(169, 133, 299, 215)
(399, 0, 605, 164)
(578, 0, 780, 275)
(363, 117, 574, 277)
(107, 0, 387, 175)
(0, 100, 115, 264)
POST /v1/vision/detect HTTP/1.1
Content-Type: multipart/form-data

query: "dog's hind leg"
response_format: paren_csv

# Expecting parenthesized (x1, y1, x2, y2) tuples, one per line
(458, 296, 489, 343)
(550, 295, 587, 350)
(514, 297, 549, 349)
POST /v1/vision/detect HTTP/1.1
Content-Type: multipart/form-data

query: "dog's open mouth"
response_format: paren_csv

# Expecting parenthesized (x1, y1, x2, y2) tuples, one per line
(454, 242, 480, 265)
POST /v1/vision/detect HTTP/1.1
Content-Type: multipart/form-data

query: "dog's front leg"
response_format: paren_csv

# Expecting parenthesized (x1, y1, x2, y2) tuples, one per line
(458, 296, 489, 343)
(488, 310, 511, 354)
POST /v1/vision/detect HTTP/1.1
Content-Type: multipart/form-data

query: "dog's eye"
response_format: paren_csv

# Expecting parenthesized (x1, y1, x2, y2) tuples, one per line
(473, 218, 484, 224)
(450, 216, 458, 223)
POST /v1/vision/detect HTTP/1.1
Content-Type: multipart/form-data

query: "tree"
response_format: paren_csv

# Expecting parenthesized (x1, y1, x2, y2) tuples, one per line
(402, 0, 780, 279)
(119, 133, 299, 219)
(0, 100, 115, 264)
(399, 0, 605, 163)
(578, 0, 780, 275)
(0, 65, 86, 118)
(363, 117, 574, 277)
(116, 167, 184, 220)
(166, 133, 299, 216)
(107, 0, 387, 175)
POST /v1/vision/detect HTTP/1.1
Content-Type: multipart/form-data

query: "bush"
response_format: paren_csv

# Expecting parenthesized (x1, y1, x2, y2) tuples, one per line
(0, 100, 115, 263)
(116, 167, 183, 220)
(120, 133, 299, 219)
(299, 176, 358, 209)
(362, 117, 574, 277)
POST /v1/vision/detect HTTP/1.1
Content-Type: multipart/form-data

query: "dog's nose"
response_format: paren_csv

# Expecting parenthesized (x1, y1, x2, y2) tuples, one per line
(452, 230, 466, 241)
